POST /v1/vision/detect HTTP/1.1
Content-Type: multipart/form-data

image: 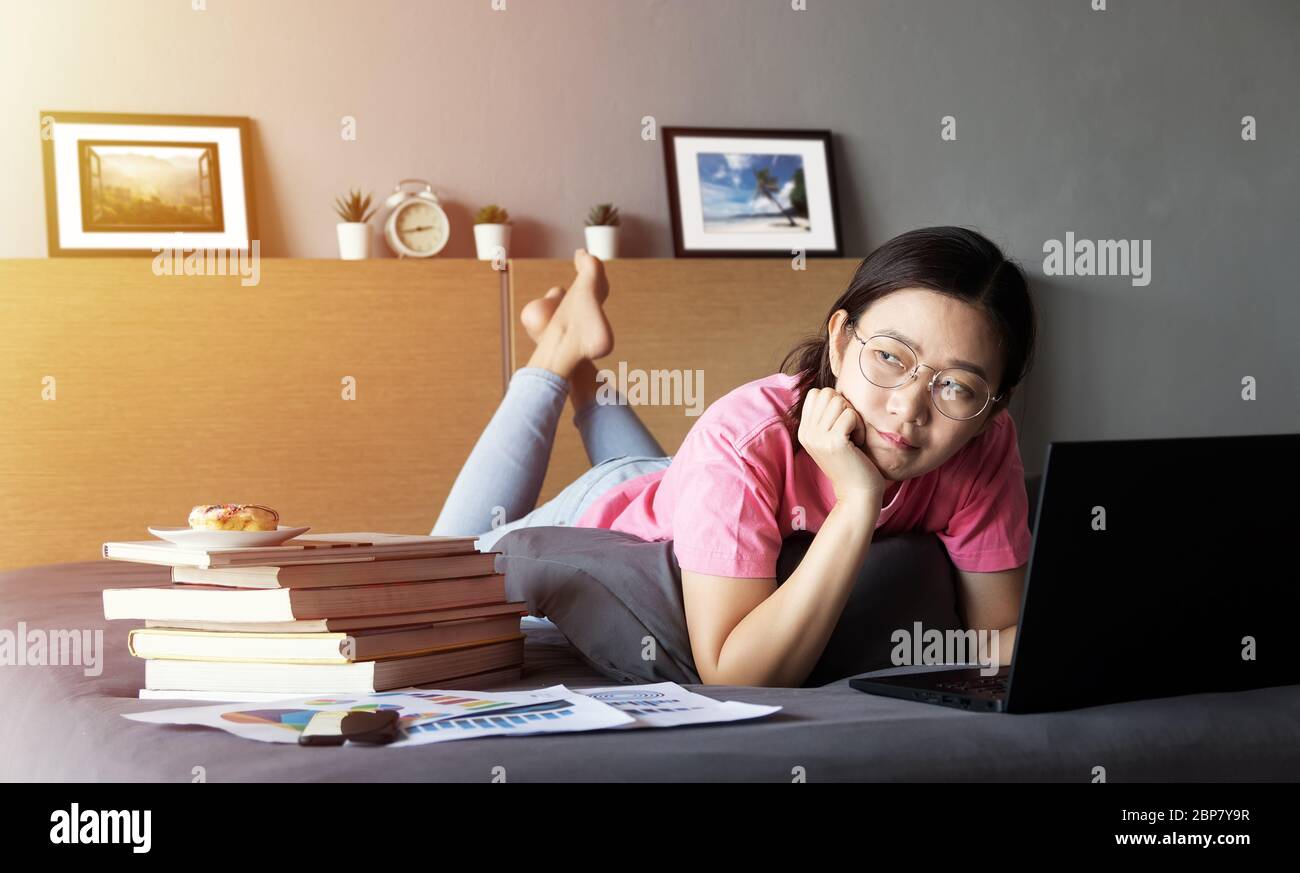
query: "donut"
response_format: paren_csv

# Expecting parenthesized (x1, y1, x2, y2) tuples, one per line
(188, 503, 280, 532)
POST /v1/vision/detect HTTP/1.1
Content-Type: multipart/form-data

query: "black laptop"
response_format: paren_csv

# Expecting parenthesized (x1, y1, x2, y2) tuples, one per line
(850, 432, 1300, 713)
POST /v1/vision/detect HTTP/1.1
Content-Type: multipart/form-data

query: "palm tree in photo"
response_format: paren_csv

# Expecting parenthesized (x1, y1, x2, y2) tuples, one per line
(789, 167, 808, 218)
(752, 167, 798, 226)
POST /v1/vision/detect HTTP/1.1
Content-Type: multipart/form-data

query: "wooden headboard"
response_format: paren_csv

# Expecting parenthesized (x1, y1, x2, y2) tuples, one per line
(507, 259, 862, 502)
(0, 259, 504, 570)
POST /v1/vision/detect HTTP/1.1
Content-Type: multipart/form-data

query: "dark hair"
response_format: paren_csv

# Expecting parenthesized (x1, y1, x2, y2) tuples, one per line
(780, 226, 1037, 442)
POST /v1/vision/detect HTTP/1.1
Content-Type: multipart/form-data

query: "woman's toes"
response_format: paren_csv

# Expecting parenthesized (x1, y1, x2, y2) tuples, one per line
(520, 290, 564, 343)
(570, 249, 609, 304)
(574, 248, 604, 279)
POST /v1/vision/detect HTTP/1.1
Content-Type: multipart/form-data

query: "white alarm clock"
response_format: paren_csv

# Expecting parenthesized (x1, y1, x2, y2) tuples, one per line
(383, 179, 451, 258)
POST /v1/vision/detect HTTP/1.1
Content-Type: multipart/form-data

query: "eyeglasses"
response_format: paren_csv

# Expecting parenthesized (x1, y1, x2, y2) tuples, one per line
(851, 324, 1001, 421)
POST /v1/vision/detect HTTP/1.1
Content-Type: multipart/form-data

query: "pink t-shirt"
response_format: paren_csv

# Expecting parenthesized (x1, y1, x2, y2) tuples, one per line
(574, 372, 1033, 578)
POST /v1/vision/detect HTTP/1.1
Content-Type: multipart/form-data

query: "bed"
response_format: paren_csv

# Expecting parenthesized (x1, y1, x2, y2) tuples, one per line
(4, 556, 1300, 781)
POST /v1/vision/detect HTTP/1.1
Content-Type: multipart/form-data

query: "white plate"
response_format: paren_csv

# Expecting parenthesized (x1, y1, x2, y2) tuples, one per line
(146, 524, 311, 548)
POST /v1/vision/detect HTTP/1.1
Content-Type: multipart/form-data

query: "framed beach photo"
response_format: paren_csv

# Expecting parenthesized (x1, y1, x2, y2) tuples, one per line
(662, 126, 842, 258)
(40, 111, 256, 256)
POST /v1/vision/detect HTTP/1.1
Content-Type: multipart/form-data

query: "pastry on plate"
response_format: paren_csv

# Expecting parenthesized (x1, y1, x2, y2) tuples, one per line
(187, 503, 280, 532)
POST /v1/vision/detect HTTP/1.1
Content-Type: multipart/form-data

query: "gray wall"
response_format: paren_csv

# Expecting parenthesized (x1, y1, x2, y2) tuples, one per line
(3, 0, 1297, 468)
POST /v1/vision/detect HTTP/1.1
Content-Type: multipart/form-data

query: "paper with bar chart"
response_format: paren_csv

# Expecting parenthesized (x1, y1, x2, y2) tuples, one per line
(574, 682, 782, 729)
(391, 685, 634, 745)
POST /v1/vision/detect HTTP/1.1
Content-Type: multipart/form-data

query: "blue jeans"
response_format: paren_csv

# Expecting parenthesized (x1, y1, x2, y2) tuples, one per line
(431, 366, 673, 553)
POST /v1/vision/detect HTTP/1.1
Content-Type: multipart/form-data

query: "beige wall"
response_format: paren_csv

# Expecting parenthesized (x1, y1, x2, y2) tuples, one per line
(1, 0, 884, 260)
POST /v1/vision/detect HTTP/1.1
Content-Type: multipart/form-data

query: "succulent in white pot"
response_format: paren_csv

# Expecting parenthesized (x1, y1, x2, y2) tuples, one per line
(584, 203, 620, 261)
(334, 189, 376, 260)
(473, 204, 512, 261)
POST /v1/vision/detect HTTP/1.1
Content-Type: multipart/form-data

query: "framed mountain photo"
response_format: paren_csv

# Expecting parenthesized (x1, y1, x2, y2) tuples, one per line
(40, 111, 256, 256)
(662, 126, 842, 258)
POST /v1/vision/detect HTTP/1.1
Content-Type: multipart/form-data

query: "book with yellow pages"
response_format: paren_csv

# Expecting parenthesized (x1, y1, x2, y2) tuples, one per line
(128, 612, 527, 663)
(143, 635, 525, 693)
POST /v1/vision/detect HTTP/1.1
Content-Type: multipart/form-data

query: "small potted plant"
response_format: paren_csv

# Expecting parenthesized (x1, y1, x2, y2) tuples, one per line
(334, 189, 376, 260)
(584, 203, 621, 261)
(473, 204, 511, 261)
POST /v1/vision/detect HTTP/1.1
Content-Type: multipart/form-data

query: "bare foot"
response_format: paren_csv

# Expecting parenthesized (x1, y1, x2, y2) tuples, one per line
(525, 249, 614, 378)
(521, 284, 604, 411)
(520, 285, 565, 344)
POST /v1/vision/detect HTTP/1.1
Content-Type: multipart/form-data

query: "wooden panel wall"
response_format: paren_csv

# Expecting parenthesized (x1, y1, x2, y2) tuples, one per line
(0, 259, 503, 570)
(507, 258, 863, 502)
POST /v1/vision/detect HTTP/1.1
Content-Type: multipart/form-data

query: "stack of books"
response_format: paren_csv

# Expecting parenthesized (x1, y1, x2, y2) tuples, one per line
(101, 532, 528, 700)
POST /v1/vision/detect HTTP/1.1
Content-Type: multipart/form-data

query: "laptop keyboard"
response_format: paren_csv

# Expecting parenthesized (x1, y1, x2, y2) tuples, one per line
(934, 675, 1009, 695)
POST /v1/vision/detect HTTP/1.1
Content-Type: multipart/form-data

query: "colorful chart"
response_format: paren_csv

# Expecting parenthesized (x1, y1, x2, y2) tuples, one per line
(408, 691, 522, 712)
(222, 702, 403, 733)
(401, 699, 580, 737)
(221, 708, 320, 732)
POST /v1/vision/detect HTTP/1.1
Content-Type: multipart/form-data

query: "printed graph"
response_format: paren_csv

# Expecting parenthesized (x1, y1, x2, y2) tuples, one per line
(401, 699, 580, 736)
(407, 691, 521, 713)
(221, 702, 403, 733)
(583, 687, 705, 716)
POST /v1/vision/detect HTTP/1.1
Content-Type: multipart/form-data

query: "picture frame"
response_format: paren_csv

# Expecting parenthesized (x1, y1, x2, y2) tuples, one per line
(40, 111, 256, 256)
(662, 126, 842, 258)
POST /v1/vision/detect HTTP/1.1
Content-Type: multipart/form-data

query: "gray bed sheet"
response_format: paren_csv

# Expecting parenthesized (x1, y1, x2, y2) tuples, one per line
(3, 559, 1299, 782)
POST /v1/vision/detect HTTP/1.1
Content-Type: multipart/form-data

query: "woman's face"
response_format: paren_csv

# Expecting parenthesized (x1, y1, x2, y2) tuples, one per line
(827, 288, 1005, 483)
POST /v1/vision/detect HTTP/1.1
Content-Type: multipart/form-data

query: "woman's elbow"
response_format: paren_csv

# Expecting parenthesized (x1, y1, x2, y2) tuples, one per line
(695, 658, 785, 687)
(694, 657, 725, 685)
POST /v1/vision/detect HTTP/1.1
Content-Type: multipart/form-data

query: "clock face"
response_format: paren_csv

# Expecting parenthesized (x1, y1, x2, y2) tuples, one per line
(390, 199, 449, 257)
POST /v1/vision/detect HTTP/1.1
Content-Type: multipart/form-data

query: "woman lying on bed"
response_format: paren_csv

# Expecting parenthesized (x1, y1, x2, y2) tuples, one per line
(432, 225, 1038, 687)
